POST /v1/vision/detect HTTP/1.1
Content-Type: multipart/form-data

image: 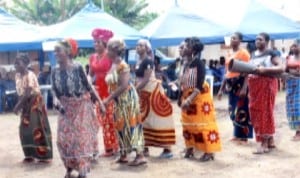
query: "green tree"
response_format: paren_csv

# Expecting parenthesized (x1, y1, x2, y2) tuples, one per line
(5, 0, 157, 29)
(7, 0, 86, 25)
(94, 0, 158, 30)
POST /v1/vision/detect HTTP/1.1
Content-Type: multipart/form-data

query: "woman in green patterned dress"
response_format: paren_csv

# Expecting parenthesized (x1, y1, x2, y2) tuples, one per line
(103, 38, 146, 166)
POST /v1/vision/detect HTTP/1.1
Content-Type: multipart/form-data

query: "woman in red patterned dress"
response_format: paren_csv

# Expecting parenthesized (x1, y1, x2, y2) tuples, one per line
(248, 33, 284, 154)
(88, 28, 119, 157)
(52, 39, 105, 178)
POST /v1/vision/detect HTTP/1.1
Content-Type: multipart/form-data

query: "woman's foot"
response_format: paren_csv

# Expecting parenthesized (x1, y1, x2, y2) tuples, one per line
(268, 136, 276, 149)
(184, 148, 194, 159)
(253, 139, 270, 154)
(199, 153, 214, 162)
(159, 149, 173, 159)
(143, 147, 150, 157)
(237, 138, 248, 145)
(292, 131, 300, 141)
(78, 174, 87, 178)
(22, 157, 35, 163)
(128, 154, 147, 166)
(64, 168, 72, 178)
(115, 154, 128, 164)
(229, 137, 240, 142)
(100, 149, 115, 157)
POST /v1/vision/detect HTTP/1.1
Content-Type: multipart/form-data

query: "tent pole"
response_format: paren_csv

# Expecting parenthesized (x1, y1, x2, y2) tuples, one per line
(174, 0, 178, 6)
(101, 0, 104, 10)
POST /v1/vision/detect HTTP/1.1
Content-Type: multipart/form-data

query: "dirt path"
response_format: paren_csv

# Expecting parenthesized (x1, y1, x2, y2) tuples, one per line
(1, 91, 300, 178)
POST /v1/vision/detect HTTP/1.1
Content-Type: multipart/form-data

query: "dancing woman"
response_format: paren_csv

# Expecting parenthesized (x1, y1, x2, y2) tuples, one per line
(13, 53, 52, 163)
(51, 39, 105, 178)
(89, 28, 119, 157)
(179, 37, 221, 162)
(135, 39, 176, 158)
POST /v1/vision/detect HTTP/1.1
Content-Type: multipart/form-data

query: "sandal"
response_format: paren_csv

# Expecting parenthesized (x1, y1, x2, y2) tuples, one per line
(143, 147, 150, 157)
(115, 156, 128, 164)
(38, 159, 52, 163)
(184, 148, 194, 159)
(23, 157, 35, 163)
(159, 152, 173, 159)
(268, 137, 276, 149)
(128, 156, 147, 166)
(100, 151, 115, 157)
(253, 140, 270, 154)
(199, 153, 214, 162)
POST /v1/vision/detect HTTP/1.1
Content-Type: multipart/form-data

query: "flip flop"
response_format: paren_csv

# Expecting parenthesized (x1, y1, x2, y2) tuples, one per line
(128, 157, 147, 166)
(115, 157, 128, 164)
(292, 135, 300, 141)
(158, 152, 173, 159)
(38, 159, 52, 163)
(253, 147, 270, 154)
(100, 152, 115, 157)
(23, 157, 35, 163)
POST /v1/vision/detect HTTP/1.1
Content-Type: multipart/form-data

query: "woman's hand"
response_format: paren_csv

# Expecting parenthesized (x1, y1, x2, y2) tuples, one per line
(255, 66, 266, 75)
(13, 106, 19, 115)
(181, 98, 191, 109)
(217, 91, 223, 100)
(239, 87, 247, 98)
(99, 103, 106, 116)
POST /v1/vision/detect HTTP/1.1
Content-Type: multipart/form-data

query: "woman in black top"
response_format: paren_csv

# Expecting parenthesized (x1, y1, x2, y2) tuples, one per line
(179, 37, 221, 162)
(135, 39, 176, 159)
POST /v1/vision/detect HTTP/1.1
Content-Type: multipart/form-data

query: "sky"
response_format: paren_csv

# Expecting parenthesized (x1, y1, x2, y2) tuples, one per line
(145, 0, 300, 22)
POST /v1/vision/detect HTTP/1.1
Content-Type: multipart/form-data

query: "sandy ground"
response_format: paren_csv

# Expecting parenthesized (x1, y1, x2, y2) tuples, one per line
(1, 91, 300, 178)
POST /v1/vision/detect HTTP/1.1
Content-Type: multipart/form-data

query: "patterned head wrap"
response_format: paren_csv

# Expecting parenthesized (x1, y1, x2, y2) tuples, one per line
(91, 28, 114, 43)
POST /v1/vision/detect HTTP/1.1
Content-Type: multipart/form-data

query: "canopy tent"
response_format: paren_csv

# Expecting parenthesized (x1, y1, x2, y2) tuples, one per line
(0, 8, 44, 51)
(140, 4, 230, 48)
(195, 0, 300, 41)
(235, 0, 300, 40)
(42, 3, 144, 48)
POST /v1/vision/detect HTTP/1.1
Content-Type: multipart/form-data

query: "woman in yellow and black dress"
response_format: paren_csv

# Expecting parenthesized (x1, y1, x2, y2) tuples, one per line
(179, 37, 221, 161)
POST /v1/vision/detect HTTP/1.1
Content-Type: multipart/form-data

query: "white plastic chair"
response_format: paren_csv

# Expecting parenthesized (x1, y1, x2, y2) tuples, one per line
(205, 75, 214, 97)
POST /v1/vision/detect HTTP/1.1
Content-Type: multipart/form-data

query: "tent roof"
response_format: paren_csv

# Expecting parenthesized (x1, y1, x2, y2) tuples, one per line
(43, 3, 144, 48)
(140, 5, 230, 48)
(196, 0, 300, 41)
(0, 8, 44, 51)
(236, 0, 300, 40)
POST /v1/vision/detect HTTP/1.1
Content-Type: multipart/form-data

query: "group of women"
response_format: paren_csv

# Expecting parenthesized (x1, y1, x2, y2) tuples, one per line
(12, 28, 300, 178)
(218, 32, 300, 154)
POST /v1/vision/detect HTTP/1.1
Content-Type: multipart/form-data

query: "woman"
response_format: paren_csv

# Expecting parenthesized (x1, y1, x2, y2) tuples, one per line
(135, 39, 176, 158)
(13, 53, 52, 163)
(103, 38, 146, 166)
(51, 39, 105, 178)
(248, 32, 284, 154)
(285, 43, 300, 141)
(217, 32, 253, 143)
(179, 37, 221, 162)
(89, 28, 119, 157)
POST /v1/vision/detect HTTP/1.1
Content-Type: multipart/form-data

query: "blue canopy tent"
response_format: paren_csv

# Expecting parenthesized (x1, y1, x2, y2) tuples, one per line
(140, 4, 230, 48)
(238, 0, 300, 40)
(42, 3, 144, 48)
(0, 8, 44, 51)
(197, 0, 300, 41)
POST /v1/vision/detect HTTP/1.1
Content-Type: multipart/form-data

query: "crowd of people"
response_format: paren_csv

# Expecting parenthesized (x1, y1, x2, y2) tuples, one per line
(5, 28, 300, 178)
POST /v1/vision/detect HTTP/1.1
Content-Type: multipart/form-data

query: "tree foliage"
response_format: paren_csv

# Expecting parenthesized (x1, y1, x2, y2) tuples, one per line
(7, 0, 86, 25)
(5, 0, 158, 29)
(94, 0, 158, 29)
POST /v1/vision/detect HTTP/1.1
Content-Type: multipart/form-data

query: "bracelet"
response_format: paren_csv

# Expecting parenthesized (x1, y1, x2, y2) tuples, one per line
(186, 97, 192, 105)
(193, 88, 200, 94)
